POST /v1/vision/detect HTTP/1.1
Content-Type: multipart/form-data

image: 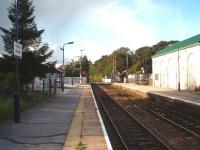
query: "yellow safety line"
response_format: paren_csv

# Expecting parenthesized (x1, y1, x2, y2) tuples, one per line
(63, 89, 85, 150)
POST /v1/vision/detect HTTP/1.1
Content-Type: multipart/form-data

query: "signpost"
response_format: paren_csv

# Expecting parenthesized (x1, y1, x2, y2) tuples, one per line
(14, 40, 21, 123)
(14, 42, 22, 59)
(14, 0, 20, 123)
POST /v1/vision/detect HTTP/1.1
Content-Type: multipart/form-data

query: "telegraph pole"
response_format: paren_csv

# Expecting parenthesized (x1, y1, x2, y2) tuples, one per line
(14, 0, 20, 123)
(126, 52, 128, 79)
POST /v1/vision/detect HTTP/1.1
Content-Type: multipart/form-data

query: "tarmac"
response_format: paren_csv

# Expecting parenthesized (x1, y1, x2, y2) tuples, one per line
(0, 88, 82, 150)
(113, 83, 200, 106)
(0, 85, 111, 150)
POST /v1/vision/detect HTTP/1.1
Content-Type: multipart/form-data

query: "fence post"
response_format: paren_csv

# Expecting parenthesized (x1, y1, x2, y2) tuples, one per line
(54, 79, 57, 94)
(49, 78, 51, 96)
(42, 79, 45, 100)
(32, 80, 34, 105)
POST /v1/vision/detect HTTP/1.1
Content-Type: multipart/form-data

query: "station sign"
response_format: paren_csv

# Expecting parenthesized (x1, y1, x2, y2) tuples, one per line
(14, 41, 22, 59)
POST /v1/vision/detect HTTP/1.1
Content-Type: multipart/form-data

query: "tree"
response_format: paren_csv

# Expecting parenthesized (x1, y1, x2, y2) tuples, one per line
(81, 56, 90, 77)
(128, 41, 178, 74)
(89, 47, 131, 82)
(65, 61, 80, 77)
(89, 41, 178, 82)
(113, 47, 130, 73)
(64, 56, 91, 80)
(0, 0, 56, 87)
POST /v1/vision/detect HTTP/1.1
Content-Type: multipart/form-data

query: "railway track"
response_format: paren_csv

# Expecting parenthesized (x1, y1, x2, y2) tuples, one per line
(91, 84, 172, 150)
(109, 85, 200, 139)
(131, 99, 200, 139)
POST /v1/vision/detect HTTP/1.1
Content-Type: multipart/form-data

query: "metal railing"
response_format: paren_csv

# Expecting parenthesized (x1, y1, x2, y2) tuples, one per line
(64, 77, 87, 85)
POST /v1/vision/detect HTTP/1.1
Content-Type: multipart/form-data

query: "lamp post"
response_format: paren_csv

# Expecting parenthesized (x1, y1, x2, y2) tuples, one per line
(60, 41, 74, 92)
(80, 49, 85, 84)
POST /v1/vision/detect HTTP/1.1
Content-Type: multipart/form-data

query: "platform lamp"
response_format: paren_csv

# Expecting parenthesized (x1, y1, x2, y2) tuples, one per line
(60, 41, 74, 92)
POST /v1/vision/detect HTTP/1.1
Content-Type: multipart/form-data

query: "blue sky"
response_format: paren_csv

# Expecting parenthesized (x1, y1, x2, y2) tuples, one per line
(1, 0, 200, 64)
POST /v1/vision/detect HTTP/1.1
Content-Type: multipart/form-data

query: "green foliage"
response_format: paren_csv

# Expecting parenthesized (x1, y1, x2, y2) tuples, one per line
(0, 91, 46, 121)
(0, 0, 56, 86)
(89, 41, 178, 81)
(81, 56, 90, 77)
(89, 47, 131, 82)
(65, 56, 91, 79)
(0, 98, 13, 121)
(129, 41, 177, 74)
(75, 142, 85, 150)
(0, 72, 15, 96)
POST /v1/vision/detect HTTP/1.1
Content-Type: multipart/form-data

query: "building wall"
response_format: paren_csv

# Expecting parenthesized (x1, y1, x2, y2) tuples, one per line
(152, 44, 200, 90)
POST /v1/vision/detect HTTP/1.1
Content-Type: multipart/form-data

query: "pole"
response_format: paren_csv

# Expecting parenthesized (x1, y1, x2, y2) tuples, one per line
(125, 52, 128, 83)
(72, 60, 74, 86)
(114, 54, 116, 82)
(80, 49, 84, 84)
(60, 42, 74, 91)
(178, 48, 180, 91)
(49, 77, 51, 96)
(62, 46, 64, 92)
(126, 52, 128, 77)
(14, 0, 20, 123)
(80, 57, 81, 84)
(42, 79, 45, 100)
(112, 57, 114, 82)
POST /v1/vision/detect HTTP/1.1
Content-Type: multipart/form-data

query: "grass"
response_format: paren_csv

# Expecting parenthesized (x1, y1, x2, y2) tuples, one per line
(0, 90, 50, 122)
(0, 97, 13, 121)
(75, 142, 85, 150)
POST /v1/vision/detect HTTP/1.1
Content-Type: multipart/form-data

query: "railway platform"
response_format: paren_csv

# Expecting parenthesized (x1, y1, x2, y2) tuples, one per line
(63, 85, 111, 150)
(0, 86, 111, 150)
(0, 88, 81, 150)
(113, 83, 200, 106)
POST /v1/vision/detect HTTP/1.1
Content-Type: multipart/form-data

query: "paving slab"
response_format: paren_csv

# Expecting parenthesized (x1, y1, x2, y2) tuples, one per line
(113, 83, 200, 106)
(63, 85, 110, 150)
(0, 88, 82, 150)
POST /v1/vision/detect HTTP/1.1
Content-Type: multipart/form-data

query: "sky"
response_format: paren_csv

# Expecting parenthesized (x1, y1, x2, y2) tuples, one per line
(1, 0, 200, 64)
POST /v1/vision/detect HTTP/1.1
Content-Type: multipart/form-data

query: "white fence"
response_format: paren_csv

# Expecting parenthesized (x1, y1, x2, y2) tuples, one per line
(64, 77, 87, 85)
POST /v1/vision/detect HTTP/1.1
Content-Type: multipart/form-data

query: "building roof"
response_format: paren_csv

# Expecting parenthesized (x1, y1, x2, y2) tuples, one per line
(152, 34, 200, 58)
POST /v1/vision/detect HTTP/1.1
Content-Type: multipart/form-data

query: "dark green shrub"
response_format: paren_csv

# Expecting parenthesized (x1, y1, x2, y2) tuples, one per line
(0, 72, 15, 96)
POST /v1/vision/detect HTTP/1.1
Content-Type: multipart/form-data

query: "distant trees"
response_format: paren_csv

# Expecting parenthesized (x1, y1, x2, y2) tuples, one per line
(113, 47, 132, 73)
(0, 0, 56, 89)
(89, 41, 178, 82)
(65, 56, 91, 80)
(128, 41, 177, 74)
(89, 55, 112, 81)
(89, 47, 131, 81)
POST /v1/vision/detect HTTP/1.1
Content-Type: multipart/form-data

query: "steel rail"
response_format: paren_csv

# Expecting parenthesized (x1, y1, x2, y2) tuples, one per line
(133, 100, 200, 139)
(92, 84, 128, 150)
(92, 84, 173, 150)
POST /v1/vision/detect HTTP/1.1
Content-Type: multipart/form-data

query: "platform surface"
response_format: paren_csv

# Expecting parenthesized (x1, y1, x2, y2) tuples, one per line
(114, 83, 200, 106)
(63, 85, 109, 150)
(0, 88, 81, 150)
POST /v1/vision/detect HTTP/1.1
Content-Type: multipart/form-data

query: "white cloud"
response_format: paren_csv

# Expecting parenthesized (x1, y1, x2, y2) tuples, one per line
(77, 1, 158, 60)
(36, 0, 197, 63)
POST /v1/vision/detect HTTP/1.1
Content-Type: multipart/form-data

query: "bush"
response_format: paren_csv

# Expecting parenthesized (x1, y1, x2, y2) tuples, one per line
(0, 98, 13, 121)
(0, 72, 15, 96)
